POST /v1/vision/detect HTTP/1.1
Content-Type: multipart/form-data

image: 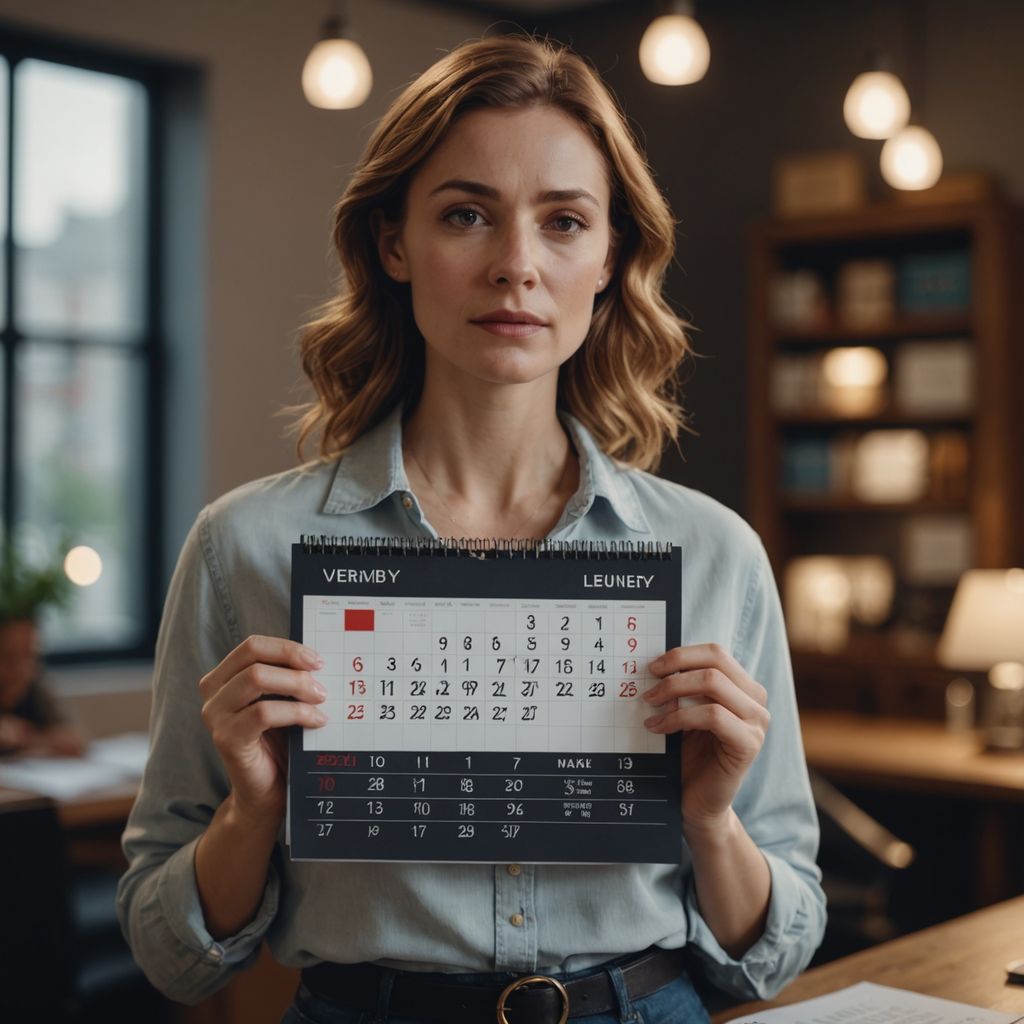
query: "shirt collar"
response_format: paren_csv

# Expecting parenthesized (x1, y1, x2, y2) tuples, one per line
(322, 402, 651, 534)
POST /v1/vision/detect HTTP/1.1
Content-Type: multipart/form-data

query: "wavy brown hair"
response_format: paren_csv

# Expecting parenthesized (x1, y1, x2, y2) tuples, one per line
(284, 32, 692, 471)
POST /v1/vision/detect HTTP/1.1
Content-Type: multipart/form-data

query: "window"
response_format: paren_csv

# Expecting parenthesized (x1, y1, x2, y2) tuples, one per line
(0, 29, 167, 662)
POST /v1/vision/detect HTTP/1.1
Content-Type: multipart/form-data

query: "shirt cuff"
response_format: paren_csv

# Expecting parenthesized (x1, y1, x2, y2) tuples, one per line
(157, 834, 280, 969)
(683, 849, 812, 1000)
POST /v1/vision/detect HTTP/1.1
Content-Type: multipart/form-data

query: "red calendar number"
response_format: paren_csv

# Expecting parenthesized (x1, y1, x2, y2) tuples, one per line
(352, 656, 364, 672)
(349, 679, 367, 695)
(626, 615, 638, 630)
(347, 704, 366, 720)
(619, 681, 638, 698)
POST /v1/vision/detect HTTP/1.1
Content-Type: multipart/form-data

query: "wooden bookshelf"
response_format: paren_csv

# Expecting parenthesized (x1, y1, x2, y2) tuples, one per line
(748, 197, 1024, 715)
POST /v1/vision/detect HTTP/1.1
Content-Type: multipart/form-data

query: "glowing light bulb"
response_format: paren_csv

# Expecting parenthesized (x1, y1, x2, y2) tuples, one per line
(822, 347, 887, 389)
(880, 125, 943, 190)
(302, 35, 372, 109)
(639, 13, 710, 85)
(64, 545, 103, 587)
(843, 70, 911, 139)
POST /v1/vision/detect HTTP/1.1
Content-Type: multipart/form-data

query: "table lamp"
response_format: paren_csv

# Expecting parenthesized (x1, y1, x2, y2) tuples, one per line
(938, 569, 1024, 751)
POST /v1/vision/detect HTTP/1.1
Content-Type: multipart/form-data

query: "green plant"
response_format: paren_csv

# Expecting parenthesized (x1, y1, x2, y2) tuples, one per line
(0, 536, 75, 623)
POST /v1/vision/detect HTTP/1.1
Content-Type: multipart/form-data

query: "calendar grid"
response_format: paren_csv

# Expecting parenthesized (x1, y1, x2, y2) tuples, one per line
(305, 596, 666, 755)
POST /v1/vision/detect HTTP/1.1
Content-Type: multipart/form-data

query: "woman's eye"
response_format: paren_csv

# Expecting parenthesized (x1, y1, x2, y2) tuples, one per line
(552, 214, 588, 234)
(445, 208, 483, 227)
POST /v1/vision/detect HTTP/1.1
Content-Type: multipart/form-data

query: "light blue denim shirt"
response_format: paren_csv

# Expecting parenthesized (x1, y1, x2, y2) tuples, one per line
(117, 402, 826, 1006)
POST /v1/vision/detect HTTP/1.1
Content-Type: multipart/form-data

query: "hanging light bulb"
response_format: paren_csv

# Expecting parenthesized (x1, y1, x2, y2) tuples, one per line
(843, 68, 911, 139)
(880, 124, 943, 190)
(302, 7, 372, 110)
(639, 0, 710, 86)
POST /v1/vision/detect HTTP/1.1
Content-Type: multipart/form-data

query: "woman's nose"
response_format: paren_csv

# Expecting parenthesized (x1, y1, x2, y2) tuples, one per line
(487, 218, 539, 289)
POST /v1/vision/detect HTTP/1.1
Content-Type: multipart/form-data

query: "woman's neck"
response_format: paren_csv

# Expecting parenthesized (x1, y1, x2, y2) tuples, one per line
(401, 376, 579, 539)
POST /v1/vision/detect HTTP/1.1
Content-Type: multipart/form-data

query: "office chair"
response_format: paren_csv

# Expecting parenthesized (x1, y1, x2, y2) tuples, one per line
(810, 770, 917, 962)
(0, 794, 168, 1021)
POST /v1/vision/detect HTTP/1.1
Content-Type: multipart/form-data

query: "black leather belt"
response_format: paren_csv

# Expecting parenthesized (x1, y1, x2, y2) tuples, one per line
(300, 945, 687, 1022)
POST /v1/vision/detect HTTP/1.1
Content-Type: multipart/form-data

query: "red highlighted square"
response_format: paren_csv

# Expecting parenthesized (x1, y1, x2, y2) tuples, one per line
(344, 608, 375, 631)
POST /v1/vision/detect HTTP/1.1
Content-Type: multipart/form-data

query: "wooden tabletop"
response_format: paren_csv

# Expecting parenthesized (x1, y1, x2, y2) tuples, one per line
(712, 895, 1024, 1021)
(0, 784, 136, 829)
(800, 711, 1024, 801)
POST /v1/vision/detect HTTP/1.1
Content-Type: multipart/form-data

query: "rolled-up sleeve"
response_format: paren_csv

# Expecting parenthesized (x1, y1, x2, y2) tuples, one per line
(116, 507, 281, 1004)
(683, 539, 827, 999)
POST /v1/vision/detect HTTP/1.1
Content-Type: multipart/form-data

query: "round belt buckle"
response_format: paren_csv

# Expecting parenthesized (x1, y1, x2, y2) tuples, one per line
(496, 974, 570, 1024)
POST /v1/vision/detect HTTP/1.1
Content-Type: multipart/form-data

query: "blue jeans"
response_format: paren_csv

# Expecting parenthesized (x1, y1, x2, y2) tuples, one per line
(282, 957, 711, 1024)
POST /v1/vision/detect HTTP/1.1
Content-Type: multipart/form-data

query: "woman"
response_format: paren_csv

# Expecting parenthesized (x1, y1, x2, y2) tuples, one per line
(117, 33, 825, 1024)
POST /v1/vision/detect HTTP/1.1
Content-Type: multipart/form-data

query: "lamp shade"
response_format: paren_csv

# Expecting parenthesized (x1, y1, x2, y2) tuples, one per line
(302, 36, 372, 109)
(843, 70, 911, 139)
(880, 125, 943, 190)
(937, 569, 1024, 670)
(639, 14, 710, 85)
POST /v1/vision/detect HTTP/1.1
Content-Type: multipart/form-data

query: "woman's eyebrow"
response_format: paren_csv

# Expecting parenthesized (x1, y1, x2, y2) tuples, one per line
(428, 178, 600, 209)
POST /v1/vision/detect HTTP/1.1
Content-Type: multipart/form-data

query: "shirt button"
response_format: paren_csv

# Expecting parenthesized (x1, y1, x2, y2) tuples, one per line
(507, 864, 521, 876)
(401, 494, 414, 510)
(510, 913, 524, 927)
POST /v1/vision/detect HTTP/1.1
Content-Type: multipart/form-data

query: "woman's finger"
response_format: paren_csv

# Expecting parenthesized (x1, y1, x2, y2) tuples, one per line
(648, 643, 767, 706)
(219, 696, 328, 751)
(199, 634, 323, 701)
(644, 667, 766, 724)
(644, 700, 770, 753)
(205, 661, 326, 717)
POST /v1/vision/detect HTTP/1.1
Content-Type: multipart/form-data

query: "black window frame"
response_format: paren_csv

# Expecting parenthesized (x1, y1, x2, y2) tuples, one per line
(0, 21, 178, 665)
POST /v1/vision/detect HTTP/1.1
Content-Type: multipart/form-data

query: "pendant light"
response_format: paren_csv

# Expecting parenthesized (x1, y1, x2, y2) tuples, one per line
(880, 0, 942, 191)
(880, 124, 943, 190)
(843, 54, 910, 139)
(639, 0, 710, 86)
(302, 1, 372, 110)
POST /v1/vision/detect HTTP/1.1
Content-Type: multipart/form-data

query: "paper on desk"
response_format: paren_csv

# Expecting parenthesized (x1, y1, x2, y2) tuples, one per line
(0, 732, 148, 800)
(723, 982, 1023, 1024)
(0, 757, 132, 800)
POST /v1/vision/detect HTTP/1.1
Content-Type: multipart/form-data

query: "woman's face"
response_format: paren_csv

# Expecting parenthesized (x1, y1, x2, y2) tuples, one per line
(377, 104, 617, 391)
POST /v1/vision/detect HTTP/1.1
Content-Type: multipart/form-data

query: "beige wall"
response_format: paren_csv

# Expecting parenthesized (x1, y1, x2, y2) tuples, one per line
(0, 0, 487, 504)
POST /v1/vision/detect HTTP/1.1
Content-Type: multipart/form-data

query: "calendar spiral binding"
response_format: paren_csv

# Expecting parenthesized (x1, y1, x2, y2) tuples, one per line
(299, 535, 673, 560)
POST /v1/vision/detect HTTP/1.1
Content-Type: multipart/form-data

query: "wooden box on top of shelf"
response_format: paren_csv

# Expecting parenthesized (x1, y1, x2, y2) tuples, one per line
(747, 197, 1024, 717)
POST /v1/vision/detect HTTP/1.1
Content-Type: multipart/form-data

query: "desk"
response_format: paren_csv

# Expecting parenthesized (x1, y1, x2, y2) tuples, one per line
(801, 712, 1024, 801)
(801, 711, 1024, 905)
(712, 895, 1024, 1020)
(5, 787, 136, 881)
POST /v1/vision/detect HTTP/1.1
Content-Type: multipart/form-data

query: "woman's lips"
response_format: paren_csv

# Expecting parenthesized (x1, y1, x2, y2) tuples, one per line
(471, 321, 546, 337)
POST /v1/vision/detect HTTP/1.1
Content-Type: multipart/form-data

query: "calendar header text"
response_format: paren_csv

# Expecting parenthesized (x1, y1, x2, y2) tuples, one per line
(322, 568, 402, 584)
(582, 573, 655, 589)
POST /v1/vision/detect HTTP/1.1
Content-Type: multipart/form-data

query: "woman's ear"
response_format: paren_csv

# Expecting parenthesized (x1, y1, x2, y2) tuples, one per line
(598, 231, 620, 291)
(371, 208, 410, 282)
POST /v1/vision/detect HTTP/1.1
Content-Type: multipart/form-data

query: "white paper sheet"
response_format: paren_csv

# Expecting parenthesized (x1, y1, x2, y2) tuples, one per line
(0, 757, 132, 800)
(723, 982, 1023, 1024)
(0, 733, 148, 800)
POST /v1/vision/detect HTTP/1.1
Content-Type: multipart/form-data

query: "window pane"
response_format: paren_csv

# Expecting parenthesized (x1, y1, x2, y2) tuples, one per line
(16, 341, 146, 651)
(0, 56, 7, 330)
(14, 60, 147, 343)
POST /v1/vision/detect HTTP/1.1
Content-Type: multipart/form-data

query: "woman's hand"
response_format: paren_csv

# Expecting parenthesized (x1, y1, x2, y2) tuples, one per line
(199, 635, 328, 826)
(642, 643, 770, 832)
(0, 713, 41, 754)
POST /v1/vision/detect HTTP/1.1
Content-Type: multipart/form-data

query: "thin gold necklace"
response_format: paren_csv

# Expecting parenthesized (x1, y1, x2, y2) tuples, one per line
(403, 442, 573, 540)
